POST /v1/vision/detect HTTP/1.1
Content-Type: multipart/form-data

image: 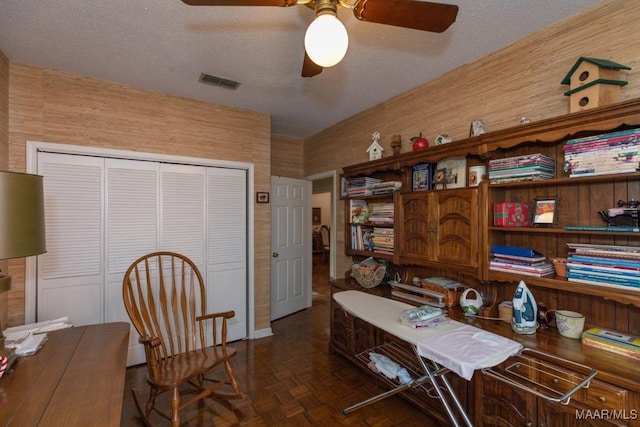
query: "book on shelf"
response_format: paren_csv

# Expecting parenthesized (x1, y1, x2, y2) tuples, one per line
(567, 271, 640, 288)
(564, 225, 640, 232)
(567, 243, 640, 260)
(491, 245, 545, 260)
(489, 264, 555, 277)
(568, 255, 640, 269)
(349, 200, 370, 224)
(564, 127, 640, 146)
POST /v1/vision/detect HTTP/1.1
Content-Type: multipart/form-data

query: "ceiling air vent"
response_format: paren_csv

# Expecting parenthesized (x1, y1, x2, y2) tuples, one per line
(199, 73, 240, 90)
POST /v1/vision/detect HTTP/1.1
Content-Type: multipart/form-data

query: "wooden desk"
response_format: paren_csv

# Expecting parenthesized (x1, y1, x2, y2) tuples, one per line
(0, 322, 130, 426)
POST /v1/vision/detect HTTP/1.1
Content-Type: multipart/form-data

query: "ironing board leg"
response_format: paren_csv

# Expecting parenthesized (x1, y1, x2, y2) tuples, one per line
(341, 381, 413, 415)
(413, 345, 474, 427)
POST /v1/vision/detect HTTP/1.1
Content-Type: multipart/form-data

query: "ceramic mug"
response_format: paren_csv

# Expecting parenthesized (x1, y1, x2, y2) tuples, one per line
(555, 310, 585, 339)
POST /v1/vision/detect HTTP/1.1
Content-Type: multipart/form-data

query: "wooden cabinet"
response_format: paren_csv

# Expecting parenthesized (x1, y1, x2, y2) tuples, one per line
(478, 372, 635, 427)
(396, 188, 480, 274)
(337, 98, 640, 424)
(331, 292, 378, 357)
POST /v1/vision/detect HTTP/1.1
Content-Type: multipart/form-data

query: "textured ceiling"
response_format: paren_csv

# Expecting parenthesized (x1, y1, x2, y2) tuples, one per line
(0, 0, 604, 138)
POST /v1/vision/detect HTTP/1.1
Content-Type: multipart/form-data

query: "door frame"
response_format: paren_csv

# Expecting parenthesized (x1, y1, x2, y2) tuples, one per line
(25, 141, 256, 338)
(306, 170, 338, 280)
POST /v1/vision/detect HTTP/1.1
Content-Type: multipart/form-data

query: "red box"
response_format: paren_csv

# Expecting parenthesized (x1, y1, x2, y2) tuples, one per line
(493, 202, 532, 227)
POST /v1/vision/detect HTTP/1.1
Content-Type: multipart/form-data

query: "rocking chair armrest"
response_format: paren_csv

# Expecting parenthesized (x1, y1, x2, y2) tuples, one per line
(197, 310, 236, 322)
(138, 335, 162, 349)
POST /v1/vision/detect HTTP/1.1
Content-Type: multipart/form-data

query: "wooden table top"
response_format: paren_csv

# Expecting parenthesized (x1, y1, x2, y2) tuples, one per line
(0, 322, 130, 426)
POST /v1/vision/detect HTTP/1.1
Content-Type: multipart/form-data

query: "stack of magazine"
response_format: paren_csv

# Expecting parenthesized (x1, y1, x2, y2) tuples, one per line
(566, 243, 640, 289)
(489, 245, 555, 277)
(488, 153, 555, 183)
(563, 128, 640, 177)
(346, 177, 382, 197)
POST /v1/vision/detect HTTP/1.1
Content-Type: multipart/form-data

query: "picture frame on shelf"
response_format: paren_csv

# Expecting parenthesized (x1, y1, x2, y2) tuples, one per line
(339, 174, 348, 199)
(533, 198, 557, 226)
(412, 163, 433, 191)
(436, 157, 467, 189)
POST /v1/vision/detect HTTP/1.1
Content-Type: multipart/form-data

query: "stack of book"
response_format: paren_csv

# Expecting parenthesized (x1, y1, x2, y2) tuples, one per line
(368, 202, 394, 225)
(566, 243, 640, 289)
(488, 153, 555, 183)
(350, 224, 374, 251)
(346, 177, 382, 197)
(489, 245, 555, 277)
(370, 227, 394, 255)
(563, 128, 640, 177)
(371, 180, 402, 195)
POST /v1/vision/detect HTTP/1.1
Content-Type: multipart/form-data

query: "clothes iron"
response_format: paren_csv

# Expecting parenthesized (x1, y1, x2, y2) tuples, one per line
(512, 280, 537, 334)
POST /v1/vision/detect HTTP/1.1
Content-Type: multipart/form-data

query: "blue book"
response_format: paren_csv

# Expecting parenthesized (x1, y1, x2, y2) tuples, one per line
(568, 255, 640, 269)
(491, 245, 544, 259)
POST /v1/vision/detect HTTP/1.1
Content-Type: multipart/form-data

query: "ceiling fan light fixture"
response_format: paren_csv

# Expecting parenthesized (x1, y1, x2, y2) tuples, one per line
(304, 13, 349, 68)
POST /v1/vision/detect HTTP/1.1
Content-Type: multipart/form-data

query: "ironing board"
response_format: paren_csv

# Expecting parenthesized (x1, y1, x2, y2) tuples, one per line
(333, 290, 597, 427)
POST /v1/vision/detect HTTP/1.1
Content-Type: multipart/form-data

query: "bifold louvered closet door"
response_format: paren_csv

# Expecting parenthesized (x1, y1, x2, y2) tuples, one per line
(36, 152, 247, 364)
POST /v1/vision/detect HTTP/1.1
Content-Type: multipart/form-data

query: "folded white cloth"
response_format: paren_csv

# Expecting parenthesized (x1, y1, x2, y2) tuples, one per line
(416, 324, 522, 380)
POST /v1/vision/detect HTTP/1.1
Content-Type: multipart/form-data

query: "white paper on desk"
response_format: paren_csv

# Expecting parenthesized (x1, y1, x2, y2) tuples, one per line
(4, 317, 73, 336)
(11, 332, 48, 356)
(416, 324, 522, 381)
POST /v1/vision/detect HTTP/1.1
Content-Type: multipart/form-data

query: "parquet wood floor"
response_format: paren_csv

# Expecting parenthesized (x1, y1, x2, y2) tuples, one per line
(120, 255, 441, 426)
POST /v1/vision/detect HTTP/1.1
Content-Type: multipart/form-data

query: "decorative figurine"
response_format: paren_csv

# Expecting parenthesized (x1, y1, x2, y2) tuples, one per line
(469, 120, 486, 137)
(410, 133, 429, 151)
(367, 131, 384, 161)
(434, 134, 452, 145)
(537, 302, 554, 330)
(390, 134, 402, 155)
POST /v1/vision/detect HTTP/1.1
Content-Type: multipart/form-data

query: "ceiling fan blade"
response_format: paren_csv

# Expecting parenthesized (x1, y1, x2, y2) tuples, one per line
(353, 0, 458, 33)
(302, 51, 323, 78)
(180, 0, 297, 6)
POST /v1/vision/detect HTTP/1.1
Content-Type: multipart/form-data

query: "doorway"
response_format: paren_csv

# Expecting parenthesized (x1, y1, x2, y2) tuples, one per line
(308, 171, 337, 299)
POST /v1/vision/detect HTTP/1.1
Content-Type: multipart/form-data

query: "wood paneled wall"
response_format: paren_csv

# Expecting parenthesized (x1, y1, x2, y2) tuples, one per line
(303, 0, 640, 278)
(7, 64, 272, 331)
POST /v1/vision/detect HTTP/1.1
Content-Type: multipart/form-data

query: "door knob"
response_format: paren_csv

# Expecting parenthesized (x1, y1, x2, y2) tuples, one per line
(272, 252, 279, 257)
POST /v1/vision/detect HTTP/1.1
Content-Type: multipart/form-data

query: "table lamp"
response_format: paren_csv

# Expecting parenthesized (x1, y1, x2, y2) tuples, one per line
(0, 171, 46, 366)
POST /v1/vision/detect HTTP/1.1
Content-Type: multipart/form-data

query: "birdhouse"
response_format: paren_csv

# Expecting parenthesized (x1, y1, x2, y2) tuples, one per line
(561, 57, 631, 113)
(367, 131, 384, 161)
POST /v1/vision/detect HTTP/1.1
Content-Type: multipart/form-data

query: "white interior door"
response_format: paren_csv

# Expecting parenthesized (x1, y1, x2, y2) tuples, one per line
(37, 153, 105, 326)
(270, 176, 311, 321)
(207, 167, 247, 341)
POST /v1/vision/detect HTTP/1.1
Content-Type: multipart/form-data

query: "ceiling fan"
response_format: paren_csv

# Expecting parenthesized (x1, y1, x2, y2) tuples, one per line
(180, 0, 458, 77)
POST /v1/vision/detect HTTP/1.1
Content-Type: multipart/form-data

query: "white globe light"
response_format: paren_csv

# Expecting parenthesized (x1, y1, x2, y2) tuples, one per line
(304, 14, 349, 68)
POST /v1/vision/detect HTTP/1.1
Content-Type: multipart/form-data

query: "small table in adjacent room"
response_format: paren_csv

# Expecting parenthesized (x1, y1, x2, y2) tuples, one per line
(0, 322, 130, 426)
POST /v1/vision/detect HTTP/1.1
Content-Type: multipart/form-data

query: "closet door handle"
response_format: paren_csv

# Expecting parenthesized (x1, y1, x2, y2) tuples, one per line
(272, 252, 279, 257)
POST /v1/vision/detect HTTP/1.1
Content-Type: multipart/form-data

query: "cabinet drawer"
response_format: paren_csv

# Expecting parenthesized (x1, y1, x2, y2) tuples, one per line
(584, 379, 627, 411)
(531, 359, 586, 399)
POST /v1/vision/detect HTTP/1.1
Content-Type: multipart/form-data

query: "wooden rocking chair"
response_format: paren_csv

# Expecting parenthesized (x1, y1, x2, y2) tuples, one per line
(122, 251, 245, 426)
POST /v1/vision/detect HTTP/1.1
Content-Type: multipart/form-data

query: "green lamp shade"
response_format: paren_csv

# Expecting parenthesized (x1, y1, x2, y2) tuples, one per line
(0, 171, 46, 260)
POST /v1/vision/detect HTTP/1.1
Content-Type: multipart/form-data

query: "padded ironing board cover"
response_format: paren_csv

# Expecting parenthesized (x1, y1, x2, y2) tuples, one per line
(333, 290, 522, 380)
